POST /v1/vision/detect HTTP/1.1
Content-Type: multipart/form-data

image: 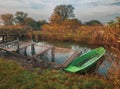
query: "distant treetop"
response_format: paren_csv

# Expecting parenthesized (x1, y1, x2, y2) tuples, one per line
(50, 4, 75, 24)
(85, 20, 102, 26)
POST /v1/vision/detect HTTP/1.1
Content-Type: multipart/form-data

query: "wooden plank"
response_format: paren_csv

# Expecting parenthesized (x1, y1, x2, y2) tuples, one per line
(32, 46, 54, 58)
(19, 43, 33, 50)
(51, 47, 55, 62)
(0, 40, 18, 47)
(3, 40, 18, 45)
(0, 47, 34, 61)
(0, 47, 16, 52)
(34, 44, 51, 48)
(62, 50, 80, 68)
(8, 51, 32, 60)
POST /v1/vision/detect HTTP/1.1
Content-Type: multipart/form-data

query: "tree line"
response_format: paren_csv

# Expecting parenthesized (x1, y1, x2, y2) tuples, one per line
(0, 11, 47, 30)
(49, 4, 120, 27)
(0, 4, 120, 29)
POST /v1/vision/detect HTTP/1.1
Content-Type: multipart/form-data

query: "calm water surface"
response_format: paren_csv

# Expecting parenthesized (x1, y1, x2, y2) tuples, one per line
(20, 40, 114, 76)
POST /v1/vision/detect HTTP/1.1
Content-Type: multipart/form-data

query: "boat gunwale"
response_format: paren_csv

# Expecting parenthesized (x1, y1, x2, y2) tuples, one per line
(64, 47, 106, 72)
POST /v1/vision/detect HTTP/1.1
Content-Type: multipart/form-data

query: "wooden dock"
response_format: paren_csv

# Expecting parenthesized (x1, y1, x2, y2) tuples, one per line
(19, 42, 33, 50)
(62, 50, 80, 68)
(0, 40, 19, 52)
(0, 47, 16, 52)
(0, 40, 82, 69)
(32, 46, 54, 58)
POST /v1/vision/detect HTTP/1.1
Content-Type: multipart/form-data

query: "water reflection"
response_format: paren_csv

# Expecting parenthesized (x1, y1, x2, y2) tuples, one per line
(19, 40, 115, 76)
(97, 60, 112, 75)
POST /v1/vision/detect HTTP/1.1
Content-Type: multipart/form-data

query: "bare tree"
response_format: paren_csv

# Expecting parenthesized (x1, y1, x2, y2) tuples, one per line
(50, 4, 75, 24)
(1, 13, 13, 25)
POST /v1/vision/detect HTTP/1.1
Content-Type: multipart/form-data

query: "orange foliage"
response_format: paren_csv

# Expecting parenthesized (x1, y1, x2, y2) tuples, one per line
(40, 24, 119, 48)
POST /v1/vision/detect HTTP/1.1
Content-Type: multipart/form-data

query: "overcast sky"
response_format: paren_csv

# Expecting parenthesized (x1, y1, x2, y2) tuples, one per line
(0, 0, 120, 23)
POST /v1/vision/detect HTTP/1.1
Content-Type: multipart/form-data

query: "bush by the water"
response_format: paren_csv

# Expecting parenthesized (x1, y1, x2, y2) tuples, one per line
(34, 24, 120, 48)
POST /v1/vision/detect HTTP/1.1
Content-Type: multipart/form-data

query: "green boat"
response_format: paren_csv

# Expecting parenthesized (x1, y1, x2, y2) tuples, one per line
(64, 47, 105, 73)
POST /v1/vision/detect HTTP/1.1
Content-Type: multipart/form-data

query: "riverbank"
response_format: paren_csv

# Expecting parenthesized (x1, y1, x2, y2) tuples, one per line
(0, 41, 120, 88)
(32, 25, 120, 49)
(0, 25, 120, 88)
(0, 57, 114, 89)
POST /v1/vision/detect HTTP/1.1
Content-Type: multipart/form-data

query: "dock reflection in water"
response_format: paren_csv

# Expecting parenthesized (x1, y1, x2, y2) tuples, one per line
(19, 41, 117, 76)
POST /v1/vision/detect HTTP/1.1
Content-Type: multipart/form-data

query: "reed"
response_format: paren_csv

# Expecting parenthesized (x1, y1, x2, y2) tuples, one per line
(39, 24, 119, 49)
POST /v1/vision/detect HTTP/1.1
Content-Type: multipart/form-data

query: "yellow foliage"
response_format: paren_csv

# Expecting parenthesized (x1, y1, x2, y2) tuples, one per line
(40, 24, 119, 48)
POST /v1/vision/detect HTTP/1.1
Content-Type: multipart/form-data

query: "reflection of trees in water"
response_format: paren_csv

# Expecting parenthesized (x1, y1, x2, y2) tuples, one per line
(71, 45, 91, 53)
(0, 37, 2, 41)
(18, 41, 120, 78)
(106, 49, 120, 79)
(98, 49, 120, 78)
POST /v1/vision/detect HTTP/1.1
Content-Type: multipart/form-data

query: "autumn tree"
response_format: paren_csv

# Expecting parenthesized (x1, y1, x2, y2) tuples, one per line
(24, 17, 36, 27)
(50, 4, 75, 24)
(116, 16, 120, 27)
(108, 17, 120, 29)
(37, 20, 47, 29)
(50, 14, 62, 24)
(1, 13, 13, 25)
(108, 20, 116, 27)
(38, 20, 47, 25)
(14, 11, 27, 25)
(116, 17, 120, 23)
(85, 20, 102, 26)
(62, 19, 81, 30)
(24, 18, 47, 30)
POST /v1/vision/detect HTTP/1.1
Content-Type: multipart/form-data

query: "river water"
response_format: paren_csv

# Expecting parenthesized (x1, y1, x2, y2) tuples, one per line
(40, 41, 111, 75)
(20, 40, 115, 76)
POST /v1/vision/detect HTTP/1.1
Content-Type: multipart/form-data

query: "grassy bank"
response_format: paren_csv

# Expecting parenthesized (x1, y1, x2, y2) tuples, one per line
(0, 58, 116, 89)
(0, 24, 120, 89)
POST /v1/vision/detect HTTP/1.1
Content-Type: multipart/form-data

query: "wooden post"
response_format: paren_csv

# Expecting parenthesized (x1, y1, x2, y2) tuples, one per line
(51, 47, 55, 62)
(16, 33, 19, 40)
(31, 44, 35, 55)
(24, 47, 27, 56)
(2, 35, 5, 42)
(5, 33, 7, 42)
(31, 28, 35, 55)
(16, 37, 20, 53)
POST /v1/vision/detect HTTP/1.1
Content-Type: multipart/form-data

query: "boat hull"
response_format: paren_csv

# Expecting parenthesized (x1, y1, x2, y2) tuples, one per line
(64, 47, 105, 73)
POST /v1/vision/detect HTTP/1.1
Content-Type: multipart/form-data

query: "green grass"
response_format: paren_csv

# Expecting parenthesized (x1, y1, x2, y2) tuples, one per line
(0, 58, 35, 89)
(0, 58, 114, 89)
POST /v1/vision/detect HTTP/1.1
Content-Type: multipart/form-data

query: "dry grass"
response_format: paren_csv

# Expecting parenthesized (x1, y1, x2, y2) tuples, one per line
(38, 24, 119, 49)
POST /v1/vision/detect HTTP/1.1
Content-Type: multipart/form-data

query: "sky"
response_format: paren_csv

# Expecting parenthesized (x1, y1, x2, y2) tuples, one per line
(0, 0, 120, 23)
